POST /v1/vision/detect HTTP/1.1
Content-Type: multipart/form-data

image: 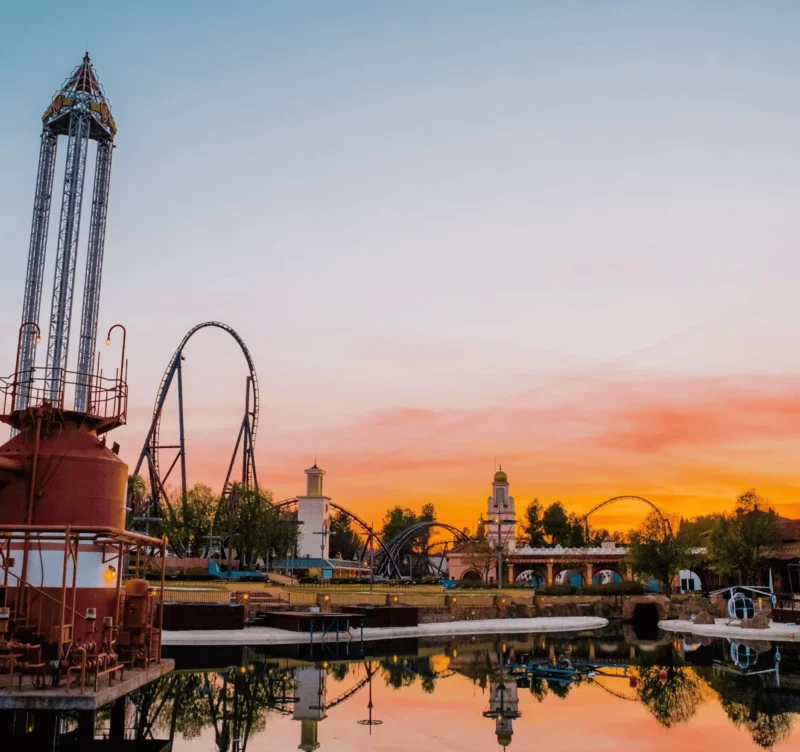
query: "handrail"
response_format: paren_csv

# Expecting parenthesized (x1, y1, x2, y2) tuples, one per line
(0, 564, 87, 622)
(0, 524, 164, 547)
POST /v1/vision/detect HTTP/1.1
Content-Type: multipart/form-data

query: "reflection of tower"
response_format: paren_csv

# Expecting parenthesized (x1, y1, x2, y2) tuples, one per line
(17, 54, 116, 411)
(293, 667, 327, 750)
(297, 464, 330, 559)
(357, 661, 383, 733)
(487, 467, 516, 552)
(483, 651, 520, 748)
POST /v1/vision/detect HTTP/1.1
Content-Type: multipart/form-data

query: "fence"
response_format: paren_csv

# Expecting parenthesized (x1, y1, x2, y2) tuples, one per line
(158, 587, 231, 604)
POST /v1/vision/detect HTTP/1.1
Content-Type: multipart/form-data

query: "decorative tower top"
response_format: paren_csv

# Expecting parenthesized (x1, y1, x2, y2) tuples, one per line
(42, 52, 117, 137)
(305, 463, 325, 497)
(493, 466, 508, 484)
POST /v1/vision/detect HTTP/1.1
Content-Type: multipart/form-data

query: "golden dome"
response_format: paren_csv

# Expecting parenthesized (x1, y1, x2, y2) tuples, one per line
(493, 466, 508, 483)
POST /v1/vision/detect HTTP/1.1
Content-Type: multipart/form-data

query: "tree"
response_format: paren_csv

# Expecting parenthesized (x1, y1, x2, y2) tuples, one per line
(329, 509, 361, 561)
(160, 483, 222, 556)
(542, 502, 571, 545)
(626, 512, 692, 594)
(381, 503, 438, 566)
(522, 499, 546, 546)
(708, 490, 780, 583)
(566, 513, 586, 547)
(221, 487, 299, 569)
(461, 540, 500, 583)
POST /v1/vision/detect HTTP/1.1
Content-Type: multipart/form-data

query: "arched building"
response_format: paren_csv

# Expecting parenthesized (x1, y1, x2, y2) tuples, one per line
(447, 469, 631, 585)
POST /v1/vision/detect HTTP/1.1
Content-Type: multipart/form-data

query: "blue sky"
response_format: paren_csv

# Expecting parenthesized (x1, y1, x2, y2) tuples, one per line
(3, 2, 800, 527)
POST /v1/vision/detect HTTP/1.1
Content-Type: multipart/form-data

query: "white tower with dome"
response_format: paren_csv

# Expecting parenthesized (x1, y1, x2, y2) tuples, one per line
(487, 466, 516, 552)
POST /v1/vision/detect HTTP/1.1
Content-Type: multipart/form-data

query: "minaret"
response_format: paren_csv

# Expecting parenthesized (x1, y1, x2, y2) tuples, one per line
(17, 54, 116, 412)
(487, 466, 516, 552)
(296, 463, 330, 559)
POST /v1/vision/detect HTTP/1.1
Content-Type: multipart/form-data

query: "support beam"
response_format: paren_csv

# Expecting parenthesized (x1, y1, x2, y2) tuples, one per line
(46, 110, 91, 402)
(17, 129, 58, 410)
(75, 139, 114, 410)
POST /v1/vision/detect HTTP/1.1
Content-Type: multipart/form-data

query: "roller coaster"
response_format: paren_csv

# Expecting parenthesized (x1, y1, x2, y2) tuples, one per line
(133, 322, 259, 551)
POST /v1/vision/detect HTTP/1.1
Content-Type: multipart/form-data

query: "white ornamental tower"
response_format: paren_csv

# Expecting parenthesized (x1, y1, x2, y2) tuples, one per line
(296, 463, 330, 559)
(487, 466, 516, 552)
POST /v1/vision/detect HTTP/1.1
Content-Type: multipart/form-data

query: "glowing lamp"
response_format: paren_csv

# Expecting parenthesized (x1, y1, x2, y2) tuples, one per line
(105, 565, 117, 583)
(35, 335, 41, 345)
(106, 336, 111, 346)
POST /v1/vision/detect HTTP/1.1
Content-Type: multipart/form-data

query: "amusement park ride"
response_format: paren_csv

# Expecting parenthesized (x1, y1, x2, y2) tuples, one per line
(0, 55, 169, 697)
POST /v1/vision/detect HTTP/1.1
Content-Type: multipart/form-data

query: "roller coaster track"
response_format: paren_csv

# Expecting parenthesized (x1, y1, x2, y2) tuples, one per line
(134, 322, 259, 545)
(576, 496, 673, 537)
(273, 498, 404, 579)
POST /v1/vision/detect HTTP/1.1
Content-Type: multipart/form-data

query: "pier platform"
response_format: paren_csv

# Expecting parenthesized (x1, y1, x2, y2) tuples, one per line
(0, 659, 175, 711)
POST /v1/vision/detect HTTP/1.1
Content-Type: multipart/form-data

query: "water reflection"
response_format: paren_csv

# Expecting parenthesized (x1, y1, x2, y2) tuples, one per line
(2, 629, 799, 750)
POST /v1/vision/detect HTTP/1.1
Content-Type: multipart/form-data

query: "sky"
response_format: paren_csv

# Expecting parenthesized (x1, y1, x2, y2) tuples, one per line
(3, 1, 800, 533)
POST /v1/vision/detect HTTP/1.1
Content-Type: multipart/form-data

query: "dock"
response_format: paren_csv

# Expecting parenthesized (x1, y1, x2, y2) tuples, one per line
(0, 659, 175, 711)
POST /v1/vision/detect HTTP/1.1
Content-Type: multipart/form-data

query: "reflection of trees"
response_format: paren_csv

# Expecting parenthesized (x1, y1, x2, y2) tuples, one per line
(130, 666, 297, 751)
(546, 680, 572, 699)
(529, 678, 548, 702)
(329, 662, 350, 682)
(380, 656, 438, 693)
(709, 672, 792, 749)
(631, 645, 707, 729)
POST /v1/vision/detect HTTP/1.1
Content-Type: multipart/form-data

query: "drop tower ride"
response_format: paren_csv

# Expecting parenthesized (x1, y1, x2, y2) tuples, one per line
(18, 53, 117, 412)
(0, 57, 165, 658)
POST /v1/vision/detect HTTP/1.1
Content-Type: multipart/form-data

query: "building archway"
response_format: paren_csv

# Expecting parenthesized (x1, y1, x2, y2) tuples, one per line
(554, 569, 584, 588)
(592, 569, 623, 585)
(461, 569, 483, 585)
(515, 569, 547, 587)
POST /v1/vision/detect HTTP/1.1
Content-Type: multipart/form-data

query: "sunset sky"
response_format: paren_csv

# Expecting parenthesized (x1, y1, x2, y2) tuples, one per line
(3, 2, 800, 532)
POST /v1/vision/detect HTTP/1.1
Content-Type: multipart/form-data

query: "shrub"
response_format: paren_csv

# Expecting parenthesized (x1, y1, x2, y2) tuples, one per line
(532, 585, 576, 596)
(581, 582, 645, 595)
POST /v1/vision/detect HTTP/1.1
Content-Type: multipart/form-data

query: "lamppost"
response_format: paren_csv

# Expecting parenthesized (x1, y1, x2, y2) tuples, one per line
(494, 517, 504, 590)
(12, 321, 41, 409)
(266, 547, 277, 574)
(403, 555, 413, 582)
(105, 324, 127, 416)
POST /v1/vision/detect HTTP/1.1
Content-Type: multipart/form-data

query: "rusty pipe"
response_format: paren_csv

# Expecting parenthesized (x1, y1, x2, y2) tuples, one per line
(0, 457, 23, 473)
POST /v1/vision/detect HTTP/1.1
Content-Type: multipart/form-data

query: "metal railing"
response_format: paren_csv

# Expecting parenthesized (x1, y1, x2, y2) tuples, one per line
(1, 366, 127, 423)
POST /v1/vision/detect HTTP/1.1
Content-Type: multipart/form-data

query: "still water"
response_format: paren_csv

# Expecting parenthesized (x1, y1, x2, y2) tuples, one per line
(6, 627, 800, 751)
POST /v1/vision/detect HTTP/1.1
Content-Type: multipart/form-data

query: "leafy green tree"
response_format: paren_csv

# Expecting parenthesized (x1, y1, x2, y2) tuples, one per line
(329, 509, 361, 561)
(542, 502, 571, 545)
(708, 490, 780, 583)
(678, 514, 724, 546)
(626, 511, 692, 594)
(522, 499, 546, 546)
(381, 503, 438, 566)
(159, 483, 222, 555)
(566, 513, 586, 546)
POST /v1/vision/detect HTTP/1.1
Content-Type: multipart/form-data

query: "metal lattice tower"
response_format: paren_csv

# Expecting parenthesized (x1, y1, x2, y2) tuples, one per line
(17, 54, 117, 412)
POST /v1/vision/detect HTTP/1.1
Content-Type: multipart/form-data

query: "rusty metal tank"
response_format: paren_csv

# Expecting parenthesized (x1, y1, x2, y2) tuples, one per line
(0, 414, 126, 529)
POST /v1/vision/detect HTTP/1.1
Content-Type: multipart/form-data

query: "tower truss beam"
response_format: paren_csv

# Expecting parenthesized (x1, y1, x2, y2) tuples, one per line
(45, 109, 91, 401)
(17, 128, 58, 410)
(75, 139, 114, 411)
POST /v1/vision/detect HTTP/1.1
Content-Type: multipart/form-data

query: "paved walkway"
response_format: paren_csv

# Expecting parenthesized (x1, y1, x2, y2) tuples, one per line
(162, 616, 608, 646)
(659, 618, 800, 641)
